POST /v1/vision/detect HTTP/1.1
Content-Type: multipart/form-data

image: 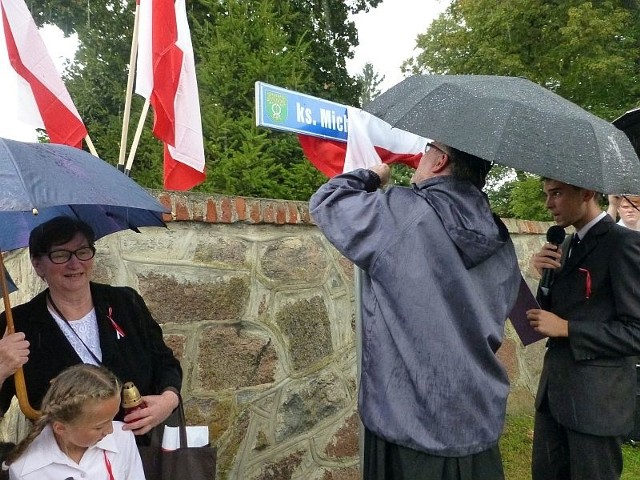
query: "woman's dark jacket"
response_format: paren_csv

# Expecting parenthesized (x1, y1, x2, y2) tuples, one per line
(0, 282, 182, 417)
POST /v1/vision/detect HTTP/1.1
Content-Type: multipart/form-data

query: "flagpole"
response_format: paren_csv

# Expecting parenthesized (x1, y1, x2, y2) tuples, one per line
(84, 134, 98, 157)
(124, 98, 150, 176)
(118, 0, 142, 172)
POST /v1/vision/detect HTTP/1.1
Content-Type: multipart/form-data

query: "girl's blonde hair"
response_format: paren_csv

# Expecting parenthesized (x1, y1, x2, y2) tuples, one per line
(5, 364, 121, 464)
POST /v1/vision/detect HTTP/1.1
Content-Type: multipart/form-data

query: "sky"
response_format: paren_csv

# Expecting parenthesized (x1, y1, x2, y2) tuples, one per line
(0, 0, 450, 141)
(348, 0, 450, 92)
(0, 25, 78, 142)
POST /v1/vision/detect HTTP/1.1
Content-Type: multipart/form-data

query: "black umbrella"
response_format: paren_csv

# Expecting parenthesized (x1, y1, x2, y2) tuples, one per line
(613, 107, 640, 159)
(365, 74, 640, 194)
(0, 137, 168, 419)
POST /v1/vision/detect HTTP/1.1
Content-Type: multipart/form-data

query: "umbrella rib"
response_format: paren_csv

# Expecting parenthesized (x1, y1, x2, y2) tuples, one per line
(1, 141, 38, 211)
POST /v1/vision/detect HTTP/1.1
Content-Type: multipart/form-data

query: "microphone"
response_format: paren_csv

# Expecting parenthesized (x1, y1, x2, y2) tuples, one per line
(540, 225, 566, 295)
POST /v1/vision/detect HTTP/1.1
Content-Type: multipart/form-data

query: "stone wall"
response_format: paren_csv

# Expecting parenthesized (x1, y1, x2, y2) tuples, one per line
(2, 190, 553, 480)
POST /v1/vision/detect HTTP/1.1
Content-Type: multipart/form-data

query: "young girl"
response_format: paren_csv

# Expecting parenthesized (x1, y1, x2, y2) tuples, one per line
(4, 364, 145, 479)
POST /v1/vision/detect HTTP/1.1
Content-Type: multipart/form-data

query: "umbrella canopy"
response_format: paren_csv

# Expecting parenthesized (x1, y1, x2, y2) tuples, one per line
(365, 74, 640, 194)
(613, 107, 640, 159)
(0, 138, 168, 251)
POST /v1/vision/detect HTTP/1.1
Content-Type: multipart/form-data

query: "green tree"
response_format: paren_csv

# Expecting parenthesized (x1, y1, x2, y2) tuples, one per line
(26, 0, 382, 197)
(409, 0, 640, 118)
(405, 0, 640, 217)
(357, 62, 385, 107)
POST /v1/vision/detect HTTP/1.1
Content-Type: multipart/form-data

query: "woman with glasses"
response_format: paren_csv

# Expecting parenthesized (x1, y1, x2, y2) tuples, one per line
(0, 216, 181, 444)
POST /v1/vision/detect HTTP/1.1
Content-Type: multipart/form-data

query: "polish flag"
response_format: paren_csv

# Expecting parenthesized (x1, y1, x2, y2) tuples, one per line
(136, 0, 206, 191)
(0, 0, 87, 147)
(299, 107, 427, 177)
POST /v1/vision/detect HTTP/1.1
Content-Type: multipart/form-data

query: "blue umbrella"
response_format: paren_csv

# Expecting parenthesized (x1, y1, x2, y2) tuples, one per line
(0, 137, 168, 250)
(0, 137, 169, 420)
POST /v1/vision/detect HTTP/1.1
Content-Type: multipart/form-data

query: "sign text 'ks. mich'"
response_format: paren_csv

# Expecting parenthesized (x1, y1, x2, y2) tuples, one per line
(255, 81, 349, 141)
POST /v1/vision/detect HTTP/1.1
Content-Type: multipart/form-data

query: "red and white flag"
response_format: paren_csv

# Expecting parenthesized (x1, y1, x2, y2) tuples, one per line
(136, 0, 206, 191)
(299, 106, 427, 177)
(0, 0, 87, 147)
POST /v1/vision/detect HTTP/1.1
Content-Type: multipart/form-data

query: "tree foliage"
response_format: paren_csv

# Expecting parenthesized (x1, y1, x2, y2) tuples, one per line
(356, 62, 385, 107)
(408, 0, 640, 119)
(404, 0, 640, 219)
(26, 0, 382, 198)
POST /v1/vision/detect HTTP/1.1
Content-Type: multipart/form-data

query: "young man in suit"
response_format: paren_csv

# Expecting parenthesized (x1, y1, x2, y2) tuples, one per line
(527, 178, 640, 480)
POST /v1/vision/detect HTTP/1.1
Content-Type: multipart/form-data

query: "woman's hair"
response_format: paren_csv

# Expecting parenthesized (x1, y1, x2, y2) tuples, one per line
(5, 364, 121, 465)
(29, 216, 96, 258)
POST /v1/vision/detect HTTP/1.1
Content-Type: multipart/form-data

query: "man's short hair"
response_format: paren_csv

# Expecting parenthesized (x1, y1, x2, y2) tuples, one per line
(540, 177, 603, 202)
(441, 144, 493, 190)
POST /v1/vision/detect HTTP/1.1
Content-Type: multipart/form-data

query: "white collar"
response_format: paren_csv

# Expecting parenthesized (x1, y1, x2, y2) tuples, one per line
(575, 211, 607, 240)
(18, 423, 120, 476)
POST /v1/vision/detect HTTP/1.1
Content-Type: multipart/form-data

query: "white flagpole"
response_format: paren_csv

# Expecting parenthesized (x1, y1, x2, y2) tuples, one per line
(84, 134, 98, 157)
(118, 1, 141, 172)
(124, 98, 150, 175)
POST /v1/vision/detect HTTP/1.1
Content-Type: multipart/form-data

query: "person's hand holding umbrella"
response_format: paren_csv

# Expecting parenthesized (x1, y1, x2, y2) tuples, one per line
(0, 331, 29, 384)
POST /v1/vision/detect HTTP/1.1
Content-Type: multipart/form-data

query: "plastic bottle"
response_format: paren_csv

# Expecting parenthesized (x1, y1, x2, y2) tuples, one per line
(121, 381, 147, 421)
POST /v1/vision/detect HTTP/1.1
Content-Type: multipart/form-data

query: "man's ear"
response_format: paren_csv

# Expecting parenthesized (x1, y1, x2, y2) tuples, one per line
(432, 152, 450, 173)
(582, 189, 596, 203)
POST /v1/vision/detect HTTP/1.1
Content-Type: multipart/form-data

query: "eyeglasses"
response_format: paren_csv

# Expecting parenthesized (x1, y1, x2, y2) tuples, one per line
(425, 141, 447, 155)
(46, 246, 96, 264)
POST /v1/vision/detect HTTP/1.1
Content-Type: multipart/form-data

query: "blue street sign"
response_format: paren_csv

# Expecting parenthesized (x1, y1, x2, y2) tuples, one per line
(255, 81, 348, 142)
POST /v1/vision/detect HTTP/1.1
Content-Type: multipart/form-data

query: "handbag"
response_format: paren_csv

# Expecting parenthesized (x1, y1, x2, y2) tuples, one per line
(138, 400, 216, 480)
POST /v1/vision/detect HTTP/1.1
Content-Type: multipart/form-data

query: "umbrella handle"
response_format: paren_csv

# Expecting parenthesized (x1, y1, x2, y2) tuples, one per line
(0, 254, 40, 421)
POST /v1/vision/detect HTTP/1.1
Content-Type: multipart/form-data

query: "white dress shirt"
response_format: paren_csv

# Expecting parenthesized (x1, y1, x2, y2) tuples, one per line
(8, 421, 145, 479)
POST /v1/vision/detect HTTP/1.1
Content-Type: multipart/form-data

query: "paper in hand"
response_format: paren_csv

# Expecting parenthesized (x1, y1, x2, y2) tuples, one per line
(508, 275, 545, 346)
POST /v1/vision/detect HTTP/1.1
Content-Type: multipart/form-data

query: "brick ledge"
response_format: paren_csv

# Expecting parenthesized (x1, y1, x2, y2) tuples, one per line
(153, 190, 552, 233)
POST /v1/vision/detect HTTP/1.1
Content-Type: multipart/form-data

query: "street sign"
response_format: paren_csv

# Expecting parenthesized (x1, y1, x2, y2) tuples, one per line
(255, 81, 348, 142)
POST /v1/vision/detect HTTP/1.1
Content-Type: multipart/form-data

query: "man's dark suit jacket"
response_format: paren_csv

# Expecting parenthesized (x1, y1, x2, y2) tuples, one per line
(537, 215, 640, 436)
(0, 282, 182, 417)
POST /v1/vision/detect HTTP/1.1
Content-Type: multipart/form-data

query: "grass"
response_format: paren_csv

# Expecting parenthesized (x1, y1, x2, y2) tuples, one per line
(500, 414, 640, 480)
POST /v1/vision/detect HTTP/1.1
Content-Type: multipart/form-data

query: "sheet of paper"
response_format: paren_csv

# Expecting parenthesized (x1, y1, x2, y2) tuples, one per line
(162, 425, 209, 450)
(508, 275, 546, 346)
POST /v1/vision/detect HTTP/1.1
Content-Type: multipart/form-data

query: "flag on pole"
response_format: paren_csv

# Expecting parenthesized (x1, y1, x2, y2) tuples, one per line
(0, 0, 87, 147)
(136, 0, 206, 191)
(299, 107, 427, 176)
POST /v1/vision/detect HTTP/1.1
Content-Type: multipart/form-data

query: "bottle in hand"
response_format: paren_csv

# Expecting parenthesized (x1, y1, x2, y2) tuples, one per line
(121, 381, 147, 421)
